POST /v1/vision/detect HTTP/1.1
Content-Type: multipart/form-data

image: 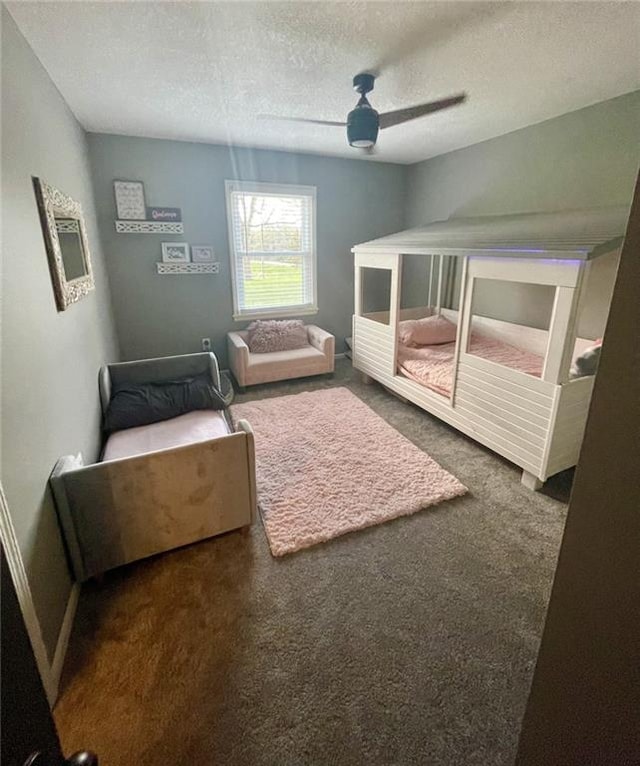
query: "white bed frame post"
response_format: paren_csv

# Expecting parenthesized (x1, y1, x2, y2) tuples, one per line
(521, 472, 544, 491)
(428, 254, 435, 307)
(353, 254, 372, 384)
(449, 256, 469, 406)
(354, 254, 363, 318)
(391, 253, 402, 325)
(390, 253, 402, 379)
(542, 263, 586, 384)
(435, 254, 443, 313)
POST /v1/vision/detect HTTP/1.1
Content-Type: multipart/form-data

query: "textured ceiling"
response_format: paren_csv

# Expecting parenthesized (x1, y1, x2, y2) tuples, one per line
(7, 1, 640, 164)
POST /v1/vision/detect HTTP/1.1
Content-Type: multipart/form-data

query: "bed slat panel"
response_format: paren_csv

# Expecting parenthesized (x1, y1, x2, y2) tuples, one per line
(456, 362, 556, 470)
(354, 356, 392, 380)
(458, 362, 554, 406)
(390, 374, 544, 474)
(353, 316, 395, 378)
(454, 395, 549, 441)
(355, 348, 394, 373)
(354, 331, 395, 353)
(454, 404, 547, 459)
(355, 317, 395, 339)
(456, 372, 552, 422)
(558, 376, 595, 405)
(390, 376, 544, 474)
(459, 354, 555, 397)
(547, 414, 591, 453)
(545, 380, 594, 475)
(353, 316, 395, 341)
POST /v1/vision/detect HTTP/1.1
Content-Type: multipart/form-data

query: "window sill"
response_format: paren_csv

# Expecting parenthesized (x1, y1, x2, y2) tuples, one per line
(233, 307, 319, 322)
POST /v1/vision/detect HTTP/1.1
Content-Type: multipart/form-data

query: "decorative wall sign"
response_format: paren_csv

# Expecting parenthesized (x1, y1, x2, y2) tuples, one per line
(147, 206, 182, 222)
(114, 180, 146, 220)
(157, 262, 219, 275)
(115, 220, 183, 234)
(161, 242, 190, 263)
(191, 245, 215, 263)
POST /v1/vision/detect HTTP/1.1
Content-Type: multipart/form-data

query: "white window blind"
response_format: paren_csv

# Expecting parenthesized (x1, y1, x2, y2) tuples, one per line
(225, 181, 317, 320)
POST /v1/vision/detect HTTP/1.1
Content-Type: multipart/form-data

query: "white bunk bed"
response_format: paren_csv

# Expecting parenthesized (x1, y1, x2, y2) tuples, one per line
(351, 208, 628, 489)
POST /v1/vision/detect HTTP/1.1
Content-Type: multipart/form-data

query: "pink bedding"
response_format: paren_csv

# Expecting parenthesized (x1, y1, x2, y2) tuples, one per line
(397, 333, 544, 397)
(102, 410, 230, 462)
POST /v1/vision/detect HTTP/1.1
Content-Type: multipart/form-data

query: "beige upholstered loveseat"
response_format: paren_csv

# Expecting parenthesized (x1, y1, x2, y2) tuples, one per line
(50, 352, 256, 581)
(227, 325, 335, 388)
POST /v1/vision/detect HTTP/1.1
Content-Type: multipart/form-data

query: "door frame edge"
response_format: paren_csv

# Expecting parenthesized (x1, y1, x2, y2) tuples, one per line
(0, 481, 58, 706)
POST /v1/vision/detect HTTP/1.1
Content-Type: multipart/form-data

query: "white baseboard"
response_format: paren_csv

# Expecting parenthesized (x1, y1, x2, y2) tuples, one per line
(50, 582, 80, 695)
(334, 353, 347, 360)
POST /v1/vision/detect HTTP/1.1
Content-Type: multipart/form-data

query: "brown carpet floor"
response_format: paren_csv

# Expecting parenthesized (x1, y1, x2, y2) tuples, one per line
(54, 360, 571, 766)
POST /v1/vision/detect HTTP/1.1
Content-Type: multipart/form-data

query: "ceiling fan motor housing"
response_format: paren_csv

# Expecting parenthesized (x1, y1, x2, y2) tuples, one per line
(352, 72, 375, 95)
(347, 104, 379, 148)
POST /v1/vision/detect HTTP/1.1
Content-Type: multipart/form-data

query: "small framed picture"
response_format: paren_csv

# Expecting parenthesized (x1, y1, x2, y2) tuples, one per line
(191, 245, 215, 263)
(114, 180, 146, 220)
(161, 242, 190, 263)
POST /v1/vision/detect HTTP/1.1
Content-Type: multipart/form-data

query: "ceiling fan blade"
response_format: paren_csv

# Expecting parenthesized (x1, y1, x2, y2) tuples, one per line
(378, 93, 466, 130)
(258, 115, 346, 127)
(368, 5, 514, 74)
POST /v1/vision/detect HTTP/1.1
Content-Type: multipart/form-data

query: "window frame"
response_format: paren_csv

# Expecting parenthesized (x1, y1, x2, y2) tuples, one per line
(225, 180, 318, 321)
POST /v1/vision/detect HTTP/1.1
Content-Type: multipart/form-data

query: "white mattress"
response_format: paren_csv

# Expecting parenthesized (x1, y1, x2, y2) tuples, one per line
(102, 410, 230, 462)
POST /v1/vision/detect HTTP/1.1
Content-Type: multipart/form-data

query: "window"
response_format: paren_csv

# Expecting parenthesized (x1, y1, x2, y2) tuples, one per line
(225, 181, 317, 320)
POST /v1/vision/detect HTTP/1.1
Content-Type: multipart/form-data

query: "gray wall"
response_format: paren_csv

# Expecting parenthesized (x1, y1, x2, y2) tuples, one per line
(404, 91, 640, 337)
(1, 7, 119, 658)
(88, 135, 408, 363)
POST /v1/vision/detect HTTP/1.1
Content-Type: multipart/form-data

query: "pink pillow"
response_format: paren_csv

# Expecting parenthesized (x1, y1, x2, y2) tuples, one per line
(398, 315, 457, 347)
(247, 319, 309, 353)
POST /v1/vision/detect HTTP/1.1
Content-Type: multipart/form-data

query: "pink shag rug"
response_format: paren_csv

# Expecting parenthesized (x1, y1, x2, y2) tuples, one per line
(231, 387, 467, 556)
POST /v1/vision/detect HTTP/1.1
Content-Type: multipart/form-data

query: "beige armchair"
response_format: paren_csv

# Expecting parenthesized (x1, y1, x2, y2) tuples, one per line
(228, 324, 335, 388)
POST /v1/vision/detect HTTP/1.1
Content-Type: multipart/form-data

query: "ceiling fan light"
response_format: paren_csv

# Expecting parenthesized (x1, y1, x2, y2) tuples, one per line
(347, 105, 379, 149)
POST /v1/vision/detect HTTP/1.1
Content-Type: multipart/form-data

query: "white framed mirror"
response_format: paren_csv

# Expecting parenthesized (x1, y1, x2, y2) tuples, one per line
(33, 177, 95, 311)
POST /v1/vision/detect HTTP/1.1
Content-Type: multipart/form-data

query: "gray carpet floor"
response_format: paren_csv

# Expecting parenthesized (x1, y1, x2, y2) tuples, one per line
(55, 360, 570, 766)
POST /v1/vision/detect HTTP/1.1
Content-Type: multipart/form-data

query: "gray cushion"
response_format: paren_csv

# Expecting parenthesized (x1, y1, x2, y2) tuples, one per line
(99, 352, 221, 414)
(104, 374, 226, 433)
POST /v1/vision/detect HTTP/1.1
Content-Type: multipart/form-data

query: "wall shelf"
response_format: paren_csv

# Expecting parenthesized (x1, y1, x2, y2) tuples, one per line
(115, 220, 184, 234)
(156, 262, 219, 275)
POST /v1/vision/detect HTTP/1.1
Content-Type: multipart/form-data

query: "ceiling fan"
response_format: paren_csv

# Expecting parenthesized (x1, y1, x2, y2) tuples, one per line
(261, 73, 466, 152)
